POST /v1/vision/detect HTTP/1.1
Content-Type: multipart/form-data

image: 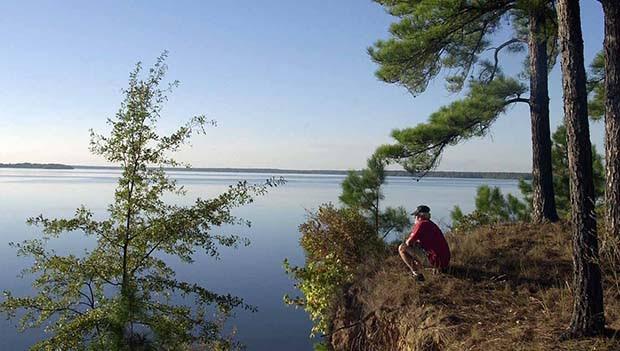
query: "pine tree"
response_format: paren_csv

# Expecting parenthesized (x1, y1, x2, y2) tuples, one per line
(369, 0, 559, 222)
(526, 2, 559, 223)
(452, 124, 606, 229)
(599, 0, 620, 242)
(557, 0, 605, 338)
(519, 125, 606, 218)
(588, 51, 606, 121)
(340, 155, 410, 239)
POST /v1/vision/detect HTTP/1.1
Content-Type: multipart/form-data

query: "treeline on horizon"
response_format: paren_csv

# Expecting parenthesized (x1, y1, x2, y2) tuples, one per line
(0, 163, 533, 179)
(0, 162, 73, 169)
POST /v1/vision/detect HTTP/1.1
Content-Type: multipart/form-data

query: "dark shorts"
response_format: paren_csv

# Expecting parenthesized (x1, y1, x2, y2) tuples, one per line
(401, 243, 430, 266)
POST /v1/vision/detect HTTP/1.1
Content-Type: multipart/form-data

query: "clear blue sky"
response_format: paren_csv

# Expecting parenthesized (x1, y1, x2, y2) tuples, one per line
(0, 1, 606, 171)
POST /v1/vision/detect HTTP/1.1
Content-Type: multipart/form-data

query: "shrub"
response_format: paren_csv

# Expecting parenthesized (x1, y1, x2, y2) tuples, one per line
(451, 185, 528, 231)
(284, 204, 384, 336)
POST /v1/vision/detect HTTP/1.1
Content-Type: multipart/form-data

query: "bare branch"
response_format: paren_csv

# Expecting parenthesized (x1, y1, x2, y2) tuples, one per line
(505, 97, 530, 105)
(487, 38, 523, 82)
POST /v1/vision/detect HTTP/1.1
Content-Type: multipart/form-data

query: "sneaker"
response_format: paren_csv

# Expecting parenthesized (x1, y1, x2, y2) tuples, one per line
(411, 272, 425, 282)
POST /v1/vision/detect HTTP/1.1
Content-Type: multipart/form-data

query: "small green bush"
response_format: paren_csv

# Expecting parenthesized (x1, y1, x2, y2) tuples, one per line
(451, 185, 528, 231)
(284, 204, 384, 336)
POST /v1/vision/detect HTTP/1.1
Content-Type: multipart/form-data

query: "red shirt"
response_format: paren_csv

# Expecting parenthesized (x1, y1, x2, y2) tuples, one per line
(407, 219, 450, 269)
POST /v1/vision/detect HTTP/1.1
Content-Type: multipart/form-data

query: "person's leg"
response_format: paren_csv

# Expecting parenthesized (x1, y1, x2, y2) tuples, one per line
(398, 243, 423, 276)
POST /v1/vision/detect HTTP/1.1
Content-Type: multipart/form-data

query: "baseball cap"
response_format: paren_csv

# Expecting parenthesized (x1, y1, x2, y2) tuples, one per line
(411, 205, 431, 216)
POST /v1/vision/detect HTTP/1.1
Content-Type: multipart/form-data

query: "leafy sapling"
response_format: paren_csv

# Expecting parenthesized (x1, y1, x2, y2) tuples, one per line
(1, 52, 283, 351)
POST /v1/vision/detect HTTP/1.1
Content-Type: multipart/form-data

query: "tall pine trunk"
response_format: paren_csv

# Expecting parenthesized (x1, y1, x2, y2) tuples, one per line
(529, 10, 559, 223)
(557, 0, 605, 337)
(602, 0, 620, 241)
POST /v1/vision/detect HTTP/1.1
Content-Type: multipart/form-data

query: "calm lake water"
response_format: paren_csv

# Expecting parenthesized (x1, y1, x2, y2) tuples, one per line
(0, 168, 521, 350)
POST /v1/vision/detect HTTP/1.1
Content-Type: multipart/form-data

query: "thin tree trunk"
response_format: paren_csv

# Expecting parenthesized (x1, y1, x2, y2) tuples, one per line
(375, 196, 380, 237)
(557, 0, 605, 337)
(602, 0, 620, 241)
(529, 10, 559, 223)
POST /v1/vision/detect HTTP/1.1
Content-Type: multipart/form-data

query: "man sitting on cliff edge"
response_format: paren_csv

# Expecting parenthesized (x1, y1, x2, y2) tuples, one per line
(398, 205, 451, 281)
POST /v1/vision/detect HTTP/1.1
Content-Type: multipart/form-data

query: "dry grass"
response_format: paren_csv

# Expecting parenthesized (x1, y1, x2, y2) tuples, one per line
(330, 222, 620, 351)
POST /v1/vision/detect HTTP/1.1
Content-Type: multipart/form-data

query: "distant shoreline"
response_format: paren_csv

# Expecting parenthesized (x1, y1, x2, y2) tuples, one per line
(0, 163, 74, 170)
(0, 163, 532, 180)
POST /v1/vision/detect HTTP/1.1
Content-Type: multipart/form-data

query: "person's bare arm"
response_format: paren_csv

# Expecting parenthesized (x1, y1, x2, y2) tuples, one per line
(405, 223, 421, 246)
(405, 236, 414, 247)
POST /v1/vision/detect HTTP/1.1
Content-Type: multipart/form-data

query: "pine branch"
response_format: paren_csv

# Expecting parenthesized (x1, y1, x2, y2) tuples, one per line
(487, 38, 524, 82)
